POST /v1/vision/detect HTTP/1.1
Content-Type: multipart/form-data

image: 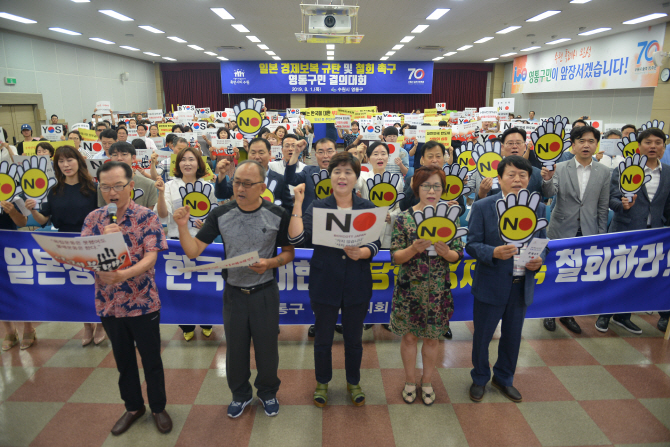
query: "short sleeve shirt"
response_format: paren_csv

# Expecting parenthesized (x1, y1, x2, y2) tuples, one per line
(196, 199, 291, 287)
(81, 201, 168, 317)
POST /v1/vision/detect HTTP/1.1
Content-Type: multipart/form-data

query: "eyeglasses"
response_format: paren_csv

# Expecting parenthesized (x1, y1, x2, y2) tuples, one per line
(505, 141, 525, 146)
(233, 180, 263, 189)
(99, 181, 130, 193)
(420, 183, 443, 191)
(316, 149, 336, 156)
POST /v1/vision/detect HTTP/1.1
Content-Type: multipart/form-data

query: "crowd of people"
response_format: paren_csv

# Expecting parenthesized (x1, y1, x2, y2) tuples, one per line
(1, 106, 669, 437)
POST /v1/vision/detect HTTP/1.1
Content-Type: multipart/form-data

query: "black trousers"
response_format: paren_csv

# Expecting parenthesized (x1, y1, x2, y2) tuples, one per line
(311, 299, 369, 385)
(100, 312, 166, 413)
(471, 281, 527, 387)
(600, 312, 670, 320)
(223, 281, 281, 401)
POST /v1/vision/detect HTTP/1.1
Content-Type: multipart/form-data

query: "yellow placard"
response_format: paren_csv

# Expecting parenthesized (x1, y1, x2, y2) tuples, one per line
(304, 106, 378, 123)
(78, 128, 98, 141)
(425, 129, 452, 144)
(423, 108, 439, 116)
(22, 140, 76, 156)
(158, 123, 174, 137)
(170, 154, 215, 181)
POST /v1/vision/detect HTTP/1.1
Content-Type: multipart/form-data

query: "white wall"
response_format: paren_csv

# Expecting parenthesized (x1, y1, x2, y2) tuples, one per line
(502, 62, 654, 126)
(0, 30, 158, 126)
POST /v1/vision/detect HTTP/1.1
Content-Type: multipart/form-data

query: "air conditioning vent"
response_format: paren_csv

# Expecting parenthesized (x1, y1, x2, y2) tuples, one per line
(217, 46, 244, 51)
(416, 46, 445, 52)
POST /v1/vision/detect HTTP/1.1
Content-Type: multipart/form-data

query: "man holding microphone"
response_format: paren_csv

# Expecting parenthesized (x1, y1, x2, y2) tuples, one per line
(81, 161, 172, 436)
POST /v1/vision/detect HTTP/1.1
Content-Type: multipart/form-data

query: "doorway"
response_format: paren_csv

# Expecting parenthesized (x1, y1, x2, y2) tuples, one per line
(0, 104, 37, 145)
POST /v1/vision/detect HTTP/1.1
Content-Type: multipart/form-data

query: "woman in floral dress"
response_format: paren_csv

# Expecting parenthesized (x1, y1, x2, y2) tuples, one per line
(390, 166, 464, 405)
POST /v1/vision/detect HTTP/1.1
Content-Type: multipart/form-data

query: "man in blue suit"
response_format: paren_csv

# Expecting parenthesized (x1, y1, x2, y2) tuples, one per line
(597, 127, 670, 333)
(466, 156, 548, 403)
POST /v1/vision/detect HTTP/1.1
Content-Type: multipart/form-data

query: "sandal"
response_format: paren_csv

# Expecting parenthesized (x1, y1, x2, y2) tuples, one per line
(421, 383, 435, 406)
(347, 382, 366, 407)
(313, 382, 328, 408)
(2, 330, 19, 351)
(20, 329, 36, 350)
(402, 382, 417, 404)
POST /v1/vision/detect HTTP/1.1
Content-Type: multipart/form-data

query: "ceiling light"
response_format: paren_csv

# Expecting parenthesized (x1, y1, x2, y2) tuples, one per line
(266, 51, 276, 55)
(521, 46, 541, 51)
(0, 12, 37, 24)
(327, 51, 335, 55)
(392, 44, 404, 50)
(457, 45, 473, 51)
(188, 45, 204, 50)
(120, 46, 140, 51)
(570, 0, 591, 3)
(426, 9, 450, 20)
(385, 51, 395, 56)
(231, 24, 249, 32)
(578, 27, 611, 36)
(546, 38, 571, 45)
(49, 27, 81, 35)
(432, 56, 444, 61)
(99, 10, 133, 21)
(444, 52, 457, 56)
(327, 56, 334, 60)
(246, 36, 261, 43)
(257, 44, 269, 50)
(204, 51, 217, 56)
(497, 26, 521, 34)
(327, 44, 337, 50)
(380, 57, 389, 61)
(474, 37, 494, 43)
(400, 36, 415, 43)
(500, 52, 517, 57)
(162, 57, 177, 61)
(217, 56, 228, 61)
(167, 36, 186, 43)
(526, 10, 560, 22)
(211, 7, 234, 20)
(90, 37, 115, 44)
(623, 13, 667, 25)
(143, 52, 160, 56)
(411, 25, 429, 33)
(273, 56, 281, 60)
(484, 58, 499, 62)
(138, 25, 164, 33)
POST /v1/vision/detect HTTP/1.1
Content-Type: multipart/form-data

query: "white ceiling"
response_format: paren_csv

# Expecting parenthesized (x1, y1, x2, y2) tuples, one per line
(1, 0, 669, 64)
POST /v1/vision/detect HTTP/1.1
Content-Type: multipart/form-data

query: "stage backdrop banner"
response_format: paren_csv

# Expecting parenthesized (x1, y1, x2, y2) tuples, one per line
(0, 228, 668, 325)
(512, 24, 665, 94)
(220, 61, 433, 95)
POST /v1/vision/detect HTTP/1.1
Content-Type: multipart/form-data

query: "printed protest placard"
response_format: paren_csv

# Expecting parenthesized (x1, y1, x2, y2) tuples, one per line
(148, 109, 163, 121)
(40, 124, 64, 141)
(311, 206, 389, 249)
(210, 138, 243, 157)
(493, 98, 515, 113)
(335, 115, 351, 129)
(178, 251, 259, 273)
(32, 232, 132, 272)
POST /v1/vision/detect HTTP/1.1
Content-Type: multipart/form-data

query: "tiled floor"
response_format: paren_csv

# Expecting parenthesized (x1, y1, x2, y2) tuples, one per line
(1, 314, 669, 447)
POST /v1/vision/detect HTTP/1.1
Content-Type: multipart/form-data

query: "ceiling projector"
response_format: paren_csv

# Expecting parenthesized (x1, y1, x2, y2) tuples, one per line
(308, 9, 351, 34)
(296, 2, 363, 44)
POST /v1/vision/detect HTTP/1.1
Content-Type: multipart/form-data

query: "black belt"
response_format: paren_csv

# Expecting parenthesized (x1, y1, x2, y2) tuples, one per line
(228, 280, 275, 295)
(512, 277, 525, 284)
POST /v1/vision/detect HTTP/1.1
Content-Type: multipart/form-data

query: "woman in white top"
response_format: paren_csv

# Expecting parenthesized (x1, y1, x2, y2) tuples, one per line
(359, 141, 404, 249)
(155, 146, 217, 341)
(149, 124, 165, 149)
(0, 128, 17, 164)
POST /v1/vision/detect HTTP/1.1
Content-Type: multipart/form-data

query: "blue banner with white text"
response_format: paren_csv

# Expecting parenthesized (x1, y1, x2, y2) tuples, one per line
(0, 229, 668, 324)
(220, 61, 433, 94)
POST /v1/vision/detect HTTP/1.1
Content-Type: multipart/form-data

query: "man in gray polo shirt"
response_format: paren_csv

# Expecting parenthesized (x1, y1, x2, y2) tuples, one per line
(174, 160, 295, 419)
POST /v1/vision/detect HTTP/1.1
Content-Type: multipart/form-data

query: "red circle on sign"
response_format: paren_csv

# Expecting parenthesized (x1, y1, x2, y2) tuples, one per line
(236, 133, 243, 140)
(468, 158, 475, 166)
(361, 165, 369, 172)
(388, 145, 396, 154)
(286, 124, 291, 130)
(1, 183, 12, 194)
(632, 174, 642, 184)
(36, 178, 46, 189)
(492, 160, 500, 170)
(353, 212, 376, 231)
(550, 142, 561, 152)
(592, 122, 600, 128)
(636, 148, 640, 154)
(250, 118, 260, 127)
(93, 143, 102, 152)
(262, 196, 271, 201)
(450, 185, 461, 195)
(519, 218, 533, 231)
(197, 201, 208, 211)
(383, 192, 394, 201)
(222, 112, 227, 117)
(505, 106, 509, 110)
(437, 227, 452, 238)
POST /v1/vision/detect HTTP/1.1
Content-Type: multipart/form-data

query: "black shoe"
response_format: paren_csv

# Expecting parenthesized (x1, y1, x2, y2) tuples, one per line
(658, 317, 668, 333)
(382, 324, 392, 332)
(611, 316, 642, 334)
(469, 383, 485, 402)
(595, 316, 610, 333)
(543, 318, 556, 332)
(363, 324, 373, 330)
(492, 376, 522, 402)
(443, 328, 453, 339)
(334, 325, 343, 334)
(559, 317, 582, 334)
(308, 325, 315, 337)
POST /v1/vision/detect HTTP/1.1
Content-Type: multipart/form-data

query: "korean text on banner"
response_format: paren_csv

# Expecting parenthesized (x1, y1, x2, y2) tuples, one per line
(512, 24, 665, 93)
(96, 101, 111, 114)
(22, 140, 76, 156)
(311, 207, 389, 249)
(221, 61, 433, 94)
(335, 115, 351, 129)
(78, 128, 98, 141)
(32, 232, 131, 272)
(148, 109, 164, 121)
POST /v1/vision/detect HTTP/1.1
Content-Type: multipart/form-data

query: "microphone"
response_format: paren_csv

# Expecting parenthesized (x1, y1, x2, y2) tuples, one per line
(108, 203, 117, 224)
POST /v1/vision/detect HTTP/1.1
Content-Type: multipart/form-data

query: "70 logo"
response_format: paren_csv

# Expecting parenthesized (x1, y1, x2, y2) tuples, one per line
(407, 68, 425, 80)
(637, 40, 661, 64)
